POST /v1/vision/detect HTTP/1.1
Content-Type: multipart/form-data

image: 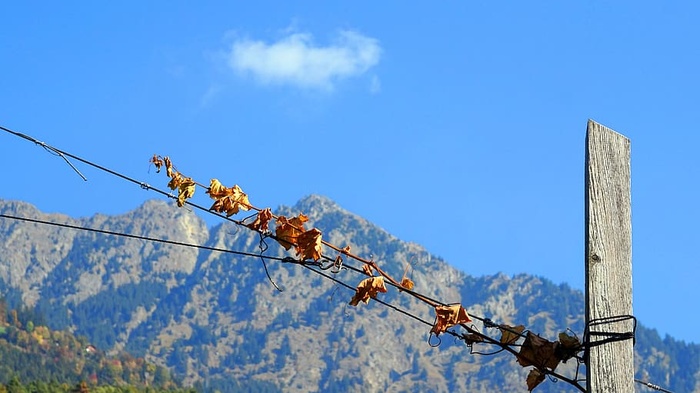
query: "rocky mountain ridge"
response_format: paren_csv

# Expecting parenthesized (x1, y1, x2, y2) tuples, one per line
(0, 196, 698, 392)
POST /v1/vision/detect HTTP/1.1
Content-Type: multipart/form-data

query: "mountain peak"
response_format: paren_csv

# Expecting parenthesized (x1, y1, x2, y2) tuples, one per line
(0, 198, 72, 221)
(293, 194, 342, 214)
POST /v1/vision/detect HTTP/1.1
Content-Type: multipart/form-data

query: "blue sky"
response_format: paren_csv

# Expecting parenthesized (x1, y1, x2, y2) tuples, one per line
(1, 2, 699, 344)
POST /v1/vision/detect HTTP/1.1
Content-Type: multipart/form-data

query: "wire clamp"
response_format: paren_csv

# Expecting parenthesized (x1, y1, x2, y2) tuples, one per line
(483, 318, 497, 328)
(583, 314, 637, 365)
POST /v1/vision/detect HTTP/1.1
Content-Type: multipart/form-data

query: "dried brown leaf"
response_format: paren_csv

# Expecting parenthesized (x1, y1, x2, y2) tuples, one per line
(167, 172, 183, 190)
(207, 181, 251, 217)
(400, 277, 414, 291)
(517, 332, 560, 370)
(274, 214, 308, 250)
(177, 178, 196, 207)
(210, 197, 231, 215)
(206, 179, 229, 199)
(400, 263, 414, 290)
(464, 333, 484, 345)
(430, 304, 471, 336)
(556, 331, 581, 363)
(296, 228, 323, 261)
(349, 276, 387, 306)
(558, 331, 580, 349)
(150, 154, 164, 173)
(526, 368, 546, 391)
(248, 208, 273, 232)
(291, 213, 308, 227)
(362, 264, 374, 276)
(221, 198, 242, 216)
(164, 157, 174, 178)
(500, 324, 526, 345)
(229, 185, 251, 211)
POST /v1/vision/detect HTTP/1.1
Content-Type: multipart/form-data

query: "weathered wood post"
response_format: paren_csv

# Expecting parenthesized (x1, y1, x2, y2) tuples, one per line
(585, 120, 634, 392)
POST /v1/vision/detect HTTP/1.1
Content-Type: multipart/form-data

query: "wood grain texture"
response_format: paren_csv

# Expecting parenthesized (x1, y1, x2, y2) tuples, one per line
(585, 120, 634, 392)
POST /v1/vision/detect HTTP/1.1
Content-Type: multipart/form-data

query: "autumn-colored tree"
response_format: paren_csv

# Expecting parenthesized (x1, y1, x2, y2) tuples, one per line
(70, 381, 89, 393)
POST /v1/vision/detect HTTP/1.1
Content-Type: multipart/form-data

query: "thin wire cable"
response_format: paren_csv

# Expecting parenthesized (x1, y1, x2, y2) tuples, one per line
(0, 192, 591, 393)
(1, 125, 235, 226)
(2, 125, 646, 392)
(0, 125, 561, 345)
(0, 126, 87, 181)
(1, 125, 453, 312)
(325, 255, 451, 308)
(300, 263, 435, 327)
(0, 211, 436, 329)
(635, 379, 674, 393)
(0, 213, 285, 262)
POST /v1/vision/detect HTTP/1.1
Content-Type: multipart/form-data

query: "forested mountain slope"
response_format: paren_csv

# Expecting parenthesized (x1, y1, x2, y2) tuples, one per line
(0, 196, 697, 392)
(0, 301, 186, 391)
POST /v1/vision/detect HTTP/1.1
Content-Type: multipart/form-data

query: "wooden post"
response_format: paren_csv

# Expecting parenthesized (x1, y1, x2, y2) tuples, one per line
(585, 120, 634, 392)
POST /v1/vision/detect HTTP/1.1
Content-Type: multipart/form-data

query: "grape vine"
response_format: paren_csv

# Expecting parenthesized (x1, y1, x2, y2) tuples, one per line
(150, 154, 588, 392)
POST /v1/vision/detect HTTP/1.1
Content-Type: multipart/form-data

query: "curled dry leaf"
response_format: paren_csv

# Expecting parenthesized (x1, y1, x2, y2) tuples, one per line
(526, 368, 546, 391)
(150, 154, 164, 173)
(349, 276, 387, 306)
(177, 178, 196, 207)
(210, 198, 234, 216)
(248, 208, 273, 232)
(500, 324, 526, 345)
(206, 179, 229, 199)
(274, 214, 308, 250)
(167, 172, 183, 190)
(400, 263, 414, 290)
(430, 304, 471, 336)
(228, 185, 251, 211)
(296, 228, 323, 261)
(517, 332, 560, 370)
(164, 156, 174, 178)
(558, 331, 580, 349)
(362, 264, 374, 276)
(464, 333, 484, 345)
(207, 180, 251, 217)
(556, 331, 581, 363)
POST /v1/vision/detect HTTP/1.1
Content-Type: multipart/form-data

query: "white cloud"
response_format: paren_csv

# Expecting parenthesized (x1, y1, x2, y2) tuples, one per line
(227, 30, 381, 90)
(369, 75, 381, 94)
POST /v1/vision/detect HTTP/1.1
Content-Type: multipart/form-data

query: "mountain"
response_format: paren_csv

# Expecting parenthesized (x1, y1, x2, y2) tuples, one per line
(0, 303, 186, 392)
(0, 196, 698, 392)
